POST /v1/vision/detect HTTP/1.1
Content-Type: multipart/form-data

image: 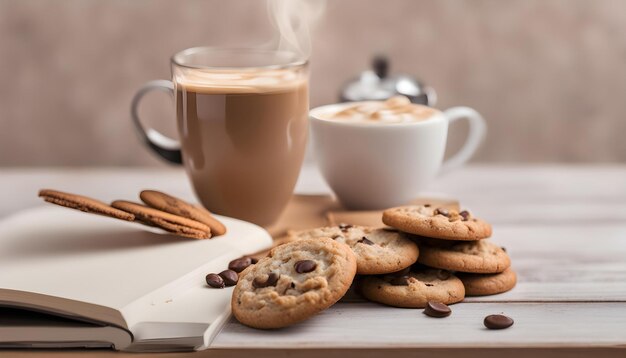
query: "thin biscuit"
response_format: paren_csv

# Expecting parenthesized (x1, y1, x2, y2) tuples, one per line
(111, 200, 211, 240)
(139, 190, 226, 236)
(39, 189, 134, 221)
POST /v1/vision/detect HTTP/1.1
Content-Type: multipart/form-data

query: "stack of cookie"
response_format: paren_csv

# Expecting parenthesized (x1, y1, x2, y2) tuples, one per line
(230, 204, 515, 329)
(381, 205, 516, 299)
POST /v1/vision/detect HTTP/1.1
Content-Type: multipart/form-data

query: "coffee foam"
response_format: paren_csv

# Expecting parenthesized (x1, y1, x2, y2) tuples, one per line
(174, 67, 307, 94)
(318, 96, 439, 124)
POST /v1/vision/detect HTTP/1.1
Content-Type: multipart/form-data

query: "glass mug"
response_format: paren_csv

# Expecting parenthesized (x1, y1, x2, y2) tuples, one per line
(131, 47, 309, 226)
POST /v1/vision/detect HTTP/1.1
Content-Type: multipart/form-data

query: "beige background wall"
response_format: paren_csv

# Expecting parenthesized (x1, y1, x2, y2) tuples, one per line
(1, 0, 625, 166)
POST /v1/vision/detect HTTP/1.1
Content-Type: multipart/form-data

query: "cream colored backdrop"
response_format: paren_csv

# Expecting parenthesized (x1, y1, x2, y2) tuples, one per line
(1, 0, 625, 166)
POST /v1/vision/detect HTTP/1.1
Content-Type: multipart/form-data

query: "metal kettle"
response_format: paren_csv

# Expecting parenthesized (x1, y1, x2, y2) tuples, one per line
(340, 56, 437, 106)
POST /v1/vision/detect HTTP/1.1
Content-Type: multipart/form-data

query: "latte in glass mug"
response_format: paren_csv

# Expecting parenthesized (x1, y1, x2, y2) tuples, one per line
(132, 48, 309, 226)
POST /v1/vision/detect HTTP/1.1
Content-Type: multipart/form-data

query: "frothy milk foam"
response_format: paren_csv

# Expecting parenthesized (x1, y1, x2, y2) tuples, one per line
(175, 67, 306, 93)
(318, 96, 438, 124)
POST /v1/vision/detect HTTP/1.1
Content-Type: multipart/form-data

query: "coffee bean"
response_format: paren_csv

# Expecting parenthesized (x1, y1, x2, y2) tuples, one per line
(357, 237, 375, 245)
(434, 208, 450, 217)
(218, 269, 238, 286)
(423, 301, 451, 318)
(459, 210, 470, 221)
(390, 275, 410, 286)
(484, 314, 514, 329)
(294, 260, 317, 273)
(205, 273, 224, 288)
(253, 272, 280, 288)
(229, 257, 252, 273)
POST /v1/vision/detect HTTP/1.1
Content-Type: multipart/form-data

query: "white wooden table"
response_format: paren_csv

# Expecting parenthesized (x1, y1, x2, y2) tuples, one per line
(2, 165, 626, 357)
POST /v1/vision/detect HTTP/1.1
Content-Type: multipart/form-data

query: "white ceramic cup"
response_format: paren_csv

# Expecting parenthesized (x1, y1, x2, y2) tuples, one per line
(309, 103, 486, 209)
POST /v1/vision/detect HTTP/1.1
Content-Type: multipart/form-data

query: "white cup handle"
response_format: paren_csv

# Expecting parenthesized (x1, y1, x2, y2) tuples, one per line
(440, 106, 487, 174)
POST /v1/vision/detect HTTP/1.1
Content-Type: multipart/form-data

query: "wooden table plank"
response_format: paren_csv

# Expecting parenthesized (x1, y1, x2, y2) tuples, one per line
(1, 165, 625, 222)
(1, 165, 625, 356)
(213, 302, 626, 349)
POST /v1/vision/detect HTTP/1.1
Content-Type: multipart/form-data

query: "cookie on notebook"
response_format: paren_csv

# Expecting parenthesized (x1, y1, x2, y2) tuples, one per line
(458, 267, 517, 296)
(139, 190, 226, 236)
(288, 225, 419, 275)
(232, 237, 356, 329)
(39, 189, 134, 221)
(382, 205, 491, 241)
(417, 239, 510, 274)
(111, 200, 211, 239)
(360, 267, 465, 308)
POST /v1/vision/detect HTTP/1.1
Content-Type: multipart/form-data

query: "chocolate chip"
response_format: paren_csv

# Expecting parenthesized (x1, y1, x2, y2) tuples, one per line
(390, 275, 410, 286)
(357, 237, 375, 245)
(331, 234, 343, 240)
(425, 283, 434, 287)
(436, 270, 451, 280)
(338, 223, 353, 232)
(253, 272, 280, 288)
(424, 204, 431, 207)
(423, 302, 451, 318)
(290, 282, 296, 289)
(266, 272, 280, 286)
(228, 257, 252, 273)
(501, 246, 507, 252)
(218, 269, 238, 286)
(205, 273, 224, 288)
(484, 314, 514, 329)
(295, 260, 317, 273)
(459, 210, 470, 221)
(434, 208, 449, 217)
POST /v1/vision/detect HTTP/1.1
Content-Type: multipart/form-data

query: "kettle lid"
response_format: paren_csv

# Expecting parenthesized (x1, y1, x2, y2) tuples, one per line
(340, 56, 436, 106)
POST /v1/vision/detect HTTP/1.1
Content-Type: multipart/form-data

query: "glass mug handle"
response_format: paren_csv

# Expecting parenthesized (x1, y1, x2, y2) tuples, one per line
(440, 107, 487, 174)
(130, 80, 182, 164)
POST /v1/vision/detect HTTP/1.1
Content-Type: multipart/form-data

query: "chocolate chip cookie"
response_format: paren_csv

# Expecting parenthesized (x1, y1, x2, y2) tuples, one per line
(360, 267, 465, 308)
(231, 237, 357, 329)
(417, 239, 510, 273)
(382, 205, 492, 240)
(39, 189, 135, 221)
(458, 267, 517, 296)
(139, 190, 227, 236)
(288, 225, 419, 275)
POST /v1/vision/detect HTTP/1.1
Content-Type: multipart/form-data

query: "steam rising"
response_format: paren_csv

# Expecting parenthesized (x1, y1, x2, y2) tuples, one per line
(267, 0, 326, 60)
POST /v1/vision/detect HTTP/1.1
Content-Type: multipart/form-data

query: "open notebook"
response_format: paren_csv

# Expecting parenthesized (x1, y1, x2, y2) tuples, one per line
(0, 206, 272, 351)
